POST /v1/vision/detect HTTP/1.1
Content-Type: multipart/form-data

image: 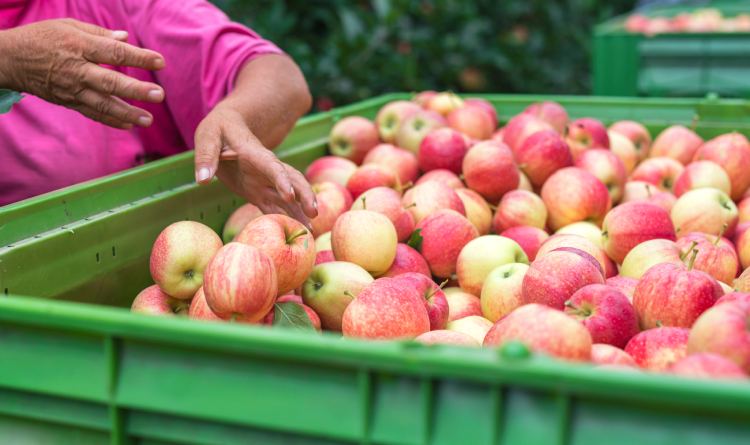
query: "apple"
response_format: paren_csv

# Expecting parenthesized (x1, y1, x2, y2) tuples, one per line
(342, 278, 430, 340)
(649, 125, 703, 165)
(522, 249, 605, 310)
(480, 263, 529, 322)
(362, 143, 419, 186)
(395, 110, 447, 155)
(304, 156, 359, 187)
(514, 129, 573, 188)
(456, 235, 529, 296)
(237, 214, 316, 295)
(150, 221, 223, 300)
(590, 344, 637, 367)
(464, 98, 498, 125)
(671, 188, 738, 239)
(620, 181, 676, 211)
(492, 190, 547, 232)
(351, 187, 415, 242)
(418, 128, 468, 174)
(310, 181, 353, 235)
(673, 160, 732, 198)
(414, 330, 480, 347)
(375, 100, 422, 144)
(619, 239, 689, 279)
(301, 261, 374, 331)
(687, 300, 750, 372)
(609, 120, 652, 161)
(188, 287, 221, 321)
(446, 104, 496, 140)
(491, 127, 504, 143)
(221, 203, 263, 244)
(412, 90, 437, 106)
(503, 113, 555, 154)
(541, 167, 612, 231)
(315, 231, 331, 252)
(601, 201, 676, 264)
(518, 171, 534, 192)
(132, 285, 191, 317)
(393, 272, 450, 330)
(565, 117, 610, 160)
(377, 243, 431, 278)
(554, 222, 603, 249)
(693, 132, 750, 201)
(414, 169, 464, 189)
(331, 209, 397, 276)
(564, 284, 639, 348)
(738, 197, 750, 223)
(523, 101, 569, 134)
(445, 315, 494, 344)
(462, 141, 519, 204)
(602, 253, 618, 279)
(315, 250, 335, 266)
(535, 234, 608, 273)
(483, 304, 592, 361)
(736, 267, 750, 293)
(455, 188, 492, 236)
(677, 230, 738, 285)
(444, 290, 483, 323)
(203, 243, 277, 322)
(328, 116, 379, 165)
(667, 353, 748, 380)
(346, 164, 402, 200)
(607, 130, 638, 174)
(606, 276, 638, 300)
(574, 148, 628, 203)
(500, 226, 549, 261)
(415, 209, 479, 279)
(262, 302, 322, 332)
(734, 222, 750, 270)
(631, 157, 685, 194)
(424, 91, 465, 116)
(402, 180, 465, 225)
(624, 327, 690, 371)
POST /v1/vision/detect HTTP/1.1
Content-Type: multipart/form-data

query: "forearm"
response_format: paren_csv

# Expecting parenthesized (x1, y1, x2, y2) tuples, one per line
(221, 53, 312, 149)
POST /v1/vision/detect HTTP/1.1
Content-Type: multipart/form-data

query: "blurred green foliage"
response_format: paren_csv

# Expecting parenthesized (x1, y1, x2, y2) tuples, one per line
(214, 0, 637, 110)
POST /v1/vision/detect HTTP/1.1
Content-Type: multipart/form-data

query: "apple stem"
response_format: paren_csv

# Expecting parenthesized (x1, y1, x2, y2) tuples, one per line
(361, 196, 366, 210)
(688, 248, 699, 271)
(230, 313, 237, 324)
(344, 290, 356, 299)
(403, 203, 417, 209)
(656, 320, 664, 328)
(715, 223, 728, 245)
(680, 241, 698, 260)
(518, 163, 527, 170)
(645, 184, 652, 198)
(286, 228, 308, 244)
(459, 174, 465, 181)
(488, 203, 498, 211)
(173, 303, 190, 314)
(426, 279, 450, 299)
(564, 300, 575, 308)
(691, 114, 699, 133)
(675, 227, 681, 233)
(396, 181, 414, 191)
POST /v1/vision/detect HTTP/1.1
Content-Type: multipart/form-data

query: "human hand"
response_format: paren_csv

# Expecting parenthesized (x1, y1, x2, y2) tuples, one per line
(194, 103, 318, 230)
(0, 18, 165, 129)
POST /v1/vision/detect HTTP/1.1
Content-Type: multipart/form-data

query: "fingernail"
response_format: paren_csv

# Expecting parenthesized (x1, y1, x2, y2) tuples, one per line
(290, 186, 295, 198)
(112, 30, 128, 40)
(153, 59, 165, 70)
(313, 201, 318, 210)
(197, 168, 211, 182)
(148, 90, 163, 101)
(137, 116, 152, 127)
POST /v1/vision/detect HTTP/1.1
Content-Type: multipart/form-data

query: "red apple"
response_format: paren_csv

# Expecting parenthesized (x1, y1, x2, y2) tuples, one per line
(671, 188, 738, 239)
(624, 327, 690, 371)
(522, 249, 605, 310)
(424, 92, 465, 116)
(221, 203, 263, 244)
(418, 128, 468, 174)
(503, 113, 554, 153)
(395, 110, 447, 155)
(328, 116, 379, 165)
(523, 101, 569, 134)
(464, 98, 498, 125)
(414, 168, 464, 189)
(455, 188, 492, 236)
(276, 293, 303, 304)
(609, 120, 652, 161)
(402, 180, 465, 225)
(631, 157, 684, 194)
(514, 129, 573, 188)
(414, 330, 479, 347)
(492, 190, 547, 232)
(564, 284, 639, 348)
(687, 300, 750, 372)
(607, 130, 638, 174)
(491, 127, 504, 143)
(603, 253, 618, 279)
(150, 221, 223, 300)
(738, 267, 750, 293)
(518, 171, 534, 192)
(351, 187, 415, 242)
(377, 243, 431, 278)
(500, 226, 549, 261)
(693, 132, 750, 201)
(393, 272, 450, 330)
(717, 292, 750, 306)
(620, 181, 677, 213)
(445, 315, 493, 344)
(650, 125, 703, 165)
(188, 287, 221, 321)
(310, 181, 353, 235)
(535, 234, 608, 274)
(346, 164, 402, 200)
(590, 343, 637, 367)
(314, 250, 335, 266)
(677, 231, 738, 285)
(565, 117, 610, 160)
(541, 167, 612, 231)
(131, 285, 191, 317)
(606, 276, 638, 300)
(601, 201, 676, 264)
(301, 261, 373, 331)
(375, 100, 422, 144)
(734, 221, 750, 270)
(416, 209, 479, 279)
(666, 353, 748, 380)
(480, 263, 529, 322)
(738, 197, 750, 223)
(574, 148, 628, 203)
(673, 160, 732, 198)
(456, 235, 529, 296)
(362, 143, 419, 186)
(446, 104, 496, 140)
(444, 290, 483, 323)
(412, 90, 437, 106)
(462, 141, 519, 204)
(331, 209, 398, 276)
(262, 302, 322, 333)
(304, 156, 358, 187)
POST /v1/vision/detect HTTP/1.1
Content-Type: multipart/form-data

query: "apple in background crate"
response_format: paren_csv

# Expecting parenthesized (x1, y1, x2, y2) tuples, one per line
(327, 116, 379, 165)
(304, 156, 358, 187)
(649, 125, 703, 165)
(375, 101, 422, 144)
(609, 120, 651, 162)
(221, 203, 263, 244)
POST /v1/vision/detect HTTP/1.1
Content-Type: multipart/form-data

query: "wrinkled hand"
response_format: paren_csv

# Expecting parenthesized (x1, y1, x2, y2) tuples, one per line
(194, 103, 318, 230)
(0, 19, 165, 129)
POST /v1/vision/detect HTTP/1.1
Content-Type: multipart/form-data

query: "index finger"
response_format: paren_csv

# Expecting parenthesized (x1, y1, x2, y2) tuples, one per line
(83, 36, 165, 71)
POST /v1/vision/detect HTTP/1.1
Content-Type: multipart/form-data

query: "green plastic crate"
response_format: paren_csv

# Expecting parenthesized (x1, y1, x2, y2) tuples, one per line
(2, 93, 750, 445)
(593, 1, 750, 98)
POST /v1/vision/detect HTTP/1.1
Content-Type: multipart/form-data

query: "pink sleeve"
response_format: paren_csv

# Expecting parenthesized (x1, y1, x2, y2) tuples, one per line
(123, 0, 285, 150)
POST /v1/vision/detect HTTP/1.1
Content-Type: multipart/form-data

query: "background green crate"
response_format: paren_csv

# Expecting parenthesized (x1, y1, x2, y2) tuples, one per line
(2, 93, 750, 445)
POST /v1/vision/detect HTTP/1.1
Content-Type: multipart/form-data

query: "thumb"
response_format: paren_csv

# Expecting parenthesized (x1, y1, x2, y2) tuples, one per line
(65, 18, 129, 41)
(193, 123, 222, 185)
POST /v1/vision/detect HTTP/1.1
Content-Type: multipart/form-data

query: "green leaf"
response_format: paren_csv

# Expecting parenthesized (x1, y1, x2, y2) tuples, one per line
(272, 301, 317, 334)
(304, 237, 309, 250)
(0, 90, 23, 115)
(406, 228, 423, 252)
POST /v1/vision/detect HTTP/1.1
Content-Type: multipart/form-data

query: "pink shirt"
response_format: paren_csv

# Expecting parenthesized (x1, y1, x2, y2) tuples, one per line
(0, 0, 284, 206)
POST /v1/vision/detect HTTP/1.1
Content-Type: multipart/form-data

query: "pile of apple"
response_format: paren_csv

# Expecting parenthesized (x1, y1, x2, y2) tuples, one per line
(625, 9, 750, 35)
(133, 90, 750, 382)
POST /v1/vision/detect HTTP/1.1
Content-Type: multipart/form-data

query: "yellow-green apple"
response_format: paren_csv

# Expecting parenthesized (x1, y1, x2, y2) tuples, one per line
(514, 130, 574, 187)
(331, 209, 397, 276)
(418, 128, 468, 174)
(492, 190, 547, 232)
(717, 292, 750, 306)
(445, 315, 494, 344)
(574, 148, 628, 203)
(351, 187, 415, 242)
(523, 101, 569, 134)
(565, 117, 610, 160)
(633, 260, 723, 329)
(310, 181, 353, 235)
(606, 276, 638, 300)
(607, 130, 638, 174)
(203, 243, 277, 322)
(341, 278, 429, 340)
(555, 222, 603, 249)
(738, 197, 750, 223)
(564, 284, 639, 348)
(150, 221, 223, 300)
(301, 261, 374, 331)
(412, 90, 437, 106)
(262, 302, 322, 333)
(444, 290, 483, 323)
(188, 287, 221, 321)
(402, 180, 465, 225)
(377, 243, 430, 278)
(536, 234, 608, 273)
(424, 91, 465, 116)
(395, 110, 447, 155)
(446, 104, 496, 140)
(500, 226, 549, 261)
(631, 157, 684, 193)
(619, 239, 689, 279)
(503, 113, 554, 153)
(541, 167, 612, 231)
(415, 209, 479, 279)
(315, 250, 335, 266)
(304, 156, 358, 187)
(522, 249, 606, 310)
(414, 330, 479, 347)
(222, 203, 263, 243)
(673, 160, 732, 198)
(480, 263, 529, 322)
(733, 222, 750, 270)
(720, 281, 736, 294)
(346, 164, 402, 200)
(736, 268, 750, 293)
(393, 272, 450, 330)
(328, 116, 379, 165)
(687, 300, 750, 372)
(518, 171, 534, 192)
(414, 168, 464, 189)
(677, 230, 738, 285)
(666, 353, 748, 380)
(375, 101, 422, 144)
(590, 343, 637, 367)
(693, 132, 750, 201)
(315, 231, 331, 252)
(455, 188, 492, 236)
(464, 98, 498, 125)
(237, 215, 316, 295)
(601, 201, 677, 264)
(671, 188, 738, 238)
(624, 327, 690, 371)
(362, 143, 419, 185)
(456, 235, 529, 296)
(483, 304, 592, 361)
(131, 285, 191, 317)
(462, 141, 519, 204)
(649, 125, 703, 165)
(609, 120, 652, 161)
